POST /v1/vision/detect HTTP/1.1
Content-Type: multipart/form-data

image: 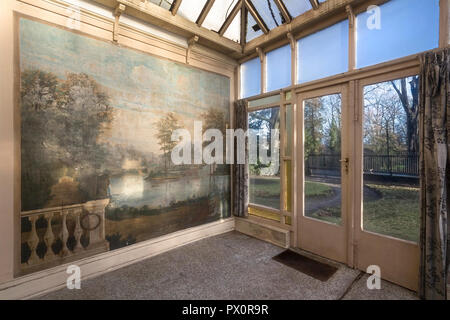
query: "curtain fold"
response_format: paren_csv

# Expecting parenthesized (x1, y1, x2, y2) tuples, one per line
(233, 99, 248, 217)
(419, 48, 450, 300)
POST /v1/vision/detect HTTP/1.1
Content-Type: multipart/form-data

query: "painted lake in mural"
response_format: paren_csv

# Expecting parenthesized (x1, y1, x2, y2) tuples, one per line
(18, 17, 231, 261)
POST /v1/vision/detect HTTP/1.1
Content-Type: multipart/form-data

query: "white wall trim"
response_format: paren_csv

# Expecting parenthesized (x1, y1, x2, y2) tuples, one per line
(0, 217, 235, 300)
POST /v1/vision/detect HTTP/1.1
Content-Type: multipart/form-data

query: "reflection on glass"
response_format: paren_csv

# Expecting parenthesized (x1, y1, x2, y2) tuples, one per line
(283, 160, 292, 212)
(304, 94, 342, 224)
(249, 107, 281, 210)
(363, 76, 420, 242)
(285, 104, 293, 157)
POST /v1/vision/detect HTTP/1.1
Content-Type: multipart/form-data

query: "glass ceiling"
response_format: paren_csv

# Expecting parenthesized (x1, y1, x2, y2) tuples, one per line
(144, 0, 326, 44)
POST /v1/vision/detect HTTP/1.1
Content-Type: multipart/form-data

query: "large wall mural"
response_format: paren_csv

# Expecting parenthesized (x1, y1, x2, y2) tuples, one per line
(19, 18, 231, 272)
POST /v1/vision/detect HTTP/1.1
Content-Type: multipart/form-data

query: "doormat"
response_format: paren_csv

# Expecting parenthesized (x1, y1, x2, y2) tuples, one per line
(273, 250, 338, 282)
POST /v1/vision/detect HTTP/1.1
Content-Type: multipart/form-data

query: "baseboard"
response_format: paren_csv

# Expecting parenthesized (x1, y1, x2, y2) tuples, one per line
(0, 217, 235, 300)
(235, 217, 290, 249)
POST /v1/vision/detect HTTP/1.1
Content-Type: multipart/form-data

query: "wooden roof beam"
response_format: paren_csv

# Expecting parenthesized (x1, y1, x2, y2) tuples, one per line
(240, 1, 247, 47)
(309, 0, 320, 10)
(274, 0, 292, 23)
(218, 0, 242, 36)
(196, 0, 215, 26)
(92, 0, 242, 54)
(170, 0, 183, 16)
(245, 0, 269, 34)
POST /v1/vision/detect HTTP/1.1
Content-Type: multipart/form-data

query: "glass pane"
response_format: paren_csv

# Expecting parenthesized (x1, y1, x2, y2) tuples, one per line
(304, 94, 342, 225)
(356, 0, 439, 68)
(266, 44, 291, 92)
(248, 94, 280, 108)
(285, 104, 293, 157)
(297, 20, 348, 84)
(147, 0, 174, 10)
(202, 0, 238, 32)
(249, 0, 283, 29)
(249, 107, 281, 210)
(246, 11, 264, 42)
(177, 0, 208, 22)
(240, 57, 261, 98)
(362, 76, 420, 242)
(282, 0, 312, 18)
(223, 10, 241, 43)
(285, 91, 292, 101)
(283, 160, 292, 212)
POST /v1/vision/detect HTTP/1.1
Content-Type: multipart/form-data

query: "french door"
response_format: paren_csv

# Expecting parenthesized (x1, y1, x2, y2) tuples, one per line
(296, 84, 351, 264)
(295, 71, 420, 291)
(353, 72, 420, 291)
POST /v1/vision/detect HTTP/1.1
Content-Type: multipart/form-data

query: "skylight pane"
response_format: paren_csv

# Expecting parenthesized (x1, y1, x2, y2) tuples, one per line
(249, 0, 283, 29)
(247, 11, 264, 42)
(282, 0, 312, 18)
(202, 0, 238, 32)
(297, 19, 349, 84)
(356, 0, 439, 68)
(177, 0, 208, 23)
(223, 10, 241, 43)
(147, 0, 173, 10)
(241, 57, 261, 98)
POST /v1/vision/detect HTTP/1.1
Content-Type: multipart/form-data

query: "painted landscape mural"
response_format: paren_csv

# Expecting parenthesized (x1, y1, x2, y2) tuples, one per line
(19, 18, 231, 269)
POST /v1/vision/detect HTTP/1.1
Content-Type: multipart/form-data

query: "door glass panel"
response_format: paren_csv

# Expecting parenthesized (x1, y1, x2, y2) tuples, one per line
(304, 94, 342, 225)
(362, 76, 420, 242)
(248, 107, 281, 210)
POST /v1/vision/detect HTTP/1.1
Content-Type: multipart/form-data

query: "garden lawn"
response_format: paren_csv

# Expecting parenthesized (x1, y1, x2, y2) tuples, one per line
(363, 184, 419, 242)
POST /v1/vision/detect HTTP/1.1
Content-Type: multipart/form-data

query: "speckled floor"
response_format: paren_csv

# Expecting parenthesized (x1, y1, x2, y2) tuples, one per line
(36, 231, 418, 300)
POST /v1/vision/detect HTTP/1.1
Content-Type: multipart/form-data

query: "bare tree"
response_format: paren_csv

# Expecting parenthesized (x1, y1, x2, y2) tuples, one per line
(391, 76, 419, 154)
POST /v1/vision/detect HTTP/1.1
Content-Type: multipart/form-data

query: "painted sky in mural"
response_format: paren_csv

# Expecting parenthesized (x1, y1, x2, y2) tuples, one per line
(20, 19, 230, 156)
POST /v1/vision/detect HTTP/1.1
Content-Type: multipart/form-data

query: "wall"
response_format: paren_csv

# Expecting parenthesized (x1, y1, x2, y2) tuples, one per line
(0, 0, 237, 284)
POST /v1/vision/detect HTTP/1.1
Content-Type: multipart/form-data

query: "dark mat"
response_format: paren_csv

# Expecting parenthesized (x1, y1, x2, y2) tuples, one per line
(273, 250, 338, 282)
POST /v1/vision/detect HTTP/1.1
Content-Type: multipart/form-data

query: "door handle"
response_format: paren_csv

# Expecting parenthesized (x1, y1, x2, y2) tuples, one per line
(340, 158, 349, 174)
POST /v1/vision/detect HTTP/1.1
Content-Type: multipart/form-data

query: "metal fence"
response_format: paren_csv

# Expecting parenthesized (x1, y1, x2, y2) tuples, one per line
(306, 153, 419, 177)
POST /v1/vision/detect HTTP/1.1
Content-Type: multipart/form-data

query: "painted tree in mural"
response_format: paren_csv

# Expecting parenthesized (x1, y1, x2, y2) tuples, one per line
(21, 70, 114, 211)
(21, 70, 61, 210)
(155, 112, 181, 173)
(201, 107, 227, 164)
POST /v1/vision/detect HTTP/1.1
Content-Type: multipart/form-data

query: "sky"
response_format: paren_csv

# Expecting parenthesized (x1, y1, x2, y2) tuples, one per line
(19, 18, 230, 156)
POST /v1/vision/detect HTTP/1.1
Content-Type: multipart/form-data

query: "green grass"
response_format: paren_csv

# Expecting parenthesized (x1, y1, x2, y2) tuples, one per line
(249, 178, 334, 210)
(305, 181, 333, 197)
(308, 183, 420, 242)
(249, 178, 419, 242)
(308, 207, 342, 225)
(249, 177, 280, 209)
(363, 184, 419, 242)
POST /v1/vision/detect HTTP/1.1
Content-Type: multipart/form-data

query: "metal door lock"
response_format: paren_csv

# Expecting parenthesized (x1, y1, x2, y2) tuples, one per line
(340, 158, 349, 174)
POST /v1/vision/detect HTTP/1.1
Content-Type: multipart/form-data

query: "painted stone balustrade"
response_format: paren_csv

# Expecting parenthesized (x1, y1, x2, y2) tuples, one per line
(20, 199, 110, 274)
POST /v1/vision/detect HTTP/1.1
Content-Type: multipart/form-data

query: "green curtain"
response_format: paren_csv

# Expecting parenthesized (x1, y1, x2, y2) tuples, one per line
(233, 99, 248, 217)
(419, 48, 450, 300)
